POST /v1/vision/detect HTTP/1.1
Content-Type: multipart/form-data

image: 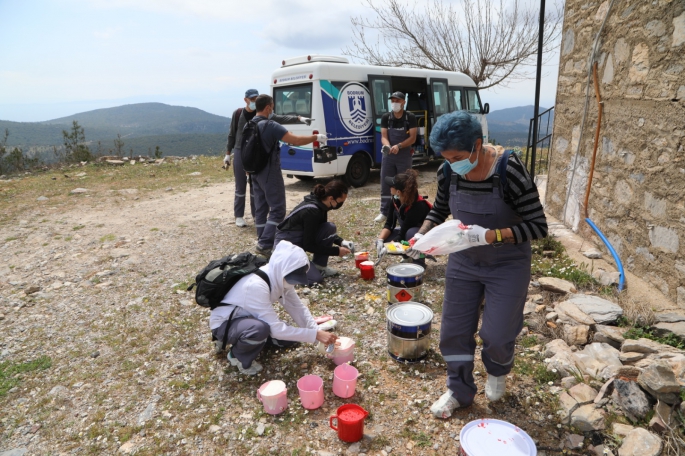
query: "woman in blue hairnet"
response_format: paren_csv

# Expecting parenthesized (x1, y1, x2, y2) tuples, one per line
(406, 111, 548, 418)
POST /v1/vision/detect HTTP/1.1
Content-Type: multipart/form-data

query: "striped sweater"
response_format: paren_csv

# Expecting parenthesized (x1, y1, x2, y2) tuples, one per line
(425, 153, 548, 244)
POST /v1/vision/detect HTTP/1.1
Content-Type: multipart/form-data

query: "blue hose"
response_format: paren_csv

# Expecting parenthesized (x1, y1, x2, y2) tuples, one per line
(584, 217, 625, 291)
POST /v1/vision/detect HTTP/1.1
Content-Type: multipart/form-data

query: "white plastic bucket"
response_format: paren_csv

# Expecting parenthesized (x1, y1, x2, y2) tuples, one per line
(459, 419, 536, 456)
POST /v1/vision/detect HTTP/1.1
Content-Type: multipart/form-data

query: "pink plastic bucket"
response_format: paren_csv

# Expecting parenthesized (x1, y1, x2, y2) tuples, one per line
(327, 337, 355, 365)
(257, 380, 288, 415)
(333, 363, 358, 398)
(297, 375, 324, 410)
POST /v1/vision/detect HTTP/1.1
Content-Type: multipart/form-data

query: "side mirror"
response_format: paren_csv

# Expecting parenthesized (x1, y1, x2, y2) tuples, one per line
(482, 103, 490, 115)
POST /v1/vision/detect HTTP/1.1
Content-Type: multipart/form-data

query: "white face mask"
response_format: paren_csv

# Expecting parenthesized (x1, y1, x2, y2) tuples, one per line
(248, 102, 256, 110)
(391, 102, 402, 113)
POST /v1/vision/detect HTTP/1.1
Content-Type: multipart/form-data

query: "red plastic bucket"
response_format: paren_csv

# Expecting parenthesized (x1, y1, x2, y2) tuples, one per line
(329, 404, 368, 443)
(359, 261, 375, 280)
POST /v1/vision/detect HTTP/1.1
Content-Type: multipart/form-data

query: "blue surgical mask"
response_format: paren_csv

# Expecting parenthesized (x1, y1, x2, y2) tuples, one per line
(268, 112, 274, 119)
(449, 145, 478, 176)
(249, 102, 256, 110)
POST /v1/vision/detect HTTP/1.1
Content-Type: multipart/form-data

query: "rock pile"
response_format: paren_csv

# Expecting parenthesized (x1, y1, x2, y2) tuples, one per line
(534, 278, 685, 455)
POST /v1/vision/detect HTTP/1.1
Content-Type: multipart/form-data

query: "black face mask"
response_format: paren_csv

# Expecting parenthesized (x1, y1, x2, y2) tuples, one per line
(331, 199, 344, 210)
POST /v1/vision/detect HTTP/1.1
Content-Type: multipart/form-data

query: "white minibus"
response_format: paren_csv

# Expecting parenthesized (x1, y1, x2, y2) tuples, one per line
(271, 55, 489, 187)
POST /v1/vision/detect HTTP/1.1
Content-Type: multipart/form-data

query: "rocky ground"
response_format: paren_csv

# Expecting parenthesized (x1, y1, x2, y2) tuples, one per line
(1, 157, 684, 455)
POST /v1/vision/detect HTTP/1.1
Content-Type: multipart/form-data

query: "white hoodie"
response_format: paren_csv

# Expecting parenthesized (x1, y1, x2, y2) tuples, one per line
(209, 241, 318, 343)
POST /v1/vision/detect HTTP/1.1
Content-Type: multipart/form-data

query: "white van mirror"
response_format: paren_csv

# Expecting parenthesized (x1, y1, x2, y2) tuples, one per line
(482, 103, 490, 115)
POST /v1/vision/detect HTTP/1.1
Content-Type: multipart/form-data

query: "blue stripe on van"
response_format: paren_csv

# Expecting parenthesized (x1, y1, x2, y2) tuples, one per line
(320, 80, 340, 101)
(280, 145, 313, 172)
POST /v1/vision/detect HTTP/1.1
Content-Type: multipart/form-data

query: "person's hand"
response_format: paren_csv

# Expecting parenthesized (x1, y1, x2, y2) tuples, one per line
(376, 239, 385, 258)
(316, 330, 338, 345)
(381, 145, 391, 155)
(341, 240, 354, 252)
(315, 134, 328, 145)
(390, 145, 400, 154)
(338, 246, 351, 257)
(299, 116, 312, 126)
(465, 224, 490, 246)
(408, 233, 424, 247)
(222, 154, 231, 169)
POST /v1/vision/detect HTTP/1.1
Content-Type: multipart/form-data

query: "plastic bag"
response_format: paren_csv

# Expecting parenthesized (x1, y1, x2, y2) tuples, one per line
(412, 219, 472, 255)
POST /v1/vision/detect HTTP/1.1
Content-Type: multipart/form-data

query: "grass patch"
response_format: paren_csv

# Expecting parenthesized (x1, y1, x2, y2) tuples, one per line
(150, 228, 159, 232)
(72, 225, 85, 230)
(0, 356, 52, 397)
(99, 234, 116, 243)
(5, 236, 19, 242)
(513, 355, 558, 385)
(520, 335, 539, 348)
(622, 325, 685, 350)
(531, 237, 613, 293)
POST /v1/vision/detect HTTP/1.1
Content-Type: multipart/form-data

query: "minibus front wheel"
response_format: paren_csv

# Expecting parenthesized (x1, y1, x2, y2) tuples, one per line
(344, 153, 371, 188)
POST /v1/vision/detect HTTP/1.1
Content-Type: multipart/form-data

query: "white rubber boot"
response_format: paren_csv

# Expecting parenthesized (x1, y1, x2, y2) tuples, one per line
(485, 374, 507, 402)
(430, 391, 460, 419)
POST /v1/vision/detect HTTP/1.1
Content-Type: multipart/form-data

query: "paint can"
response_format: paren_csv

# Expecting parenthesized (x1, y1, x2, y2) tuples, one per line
(458, 419, 536, 456)
(386, 302, 432, 363)
(386, 264, 424, 303)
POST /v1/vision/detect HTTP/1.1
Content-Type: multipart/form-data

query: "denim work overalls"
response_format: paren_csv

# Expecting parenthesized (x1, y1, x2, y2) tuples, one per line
(440, 162, 531, 406)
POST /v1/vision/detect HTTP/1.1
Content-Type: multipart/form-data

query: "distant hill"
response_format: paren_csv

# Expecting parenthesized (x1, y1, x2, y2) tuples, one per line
(486, 105, 554, 147)
(0, 103, 231, 158)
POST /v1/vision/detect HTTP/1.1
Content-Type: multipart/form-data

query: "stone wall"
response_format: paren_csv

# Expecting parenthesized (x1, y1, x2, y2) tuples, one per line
(547, 0, 685, 305)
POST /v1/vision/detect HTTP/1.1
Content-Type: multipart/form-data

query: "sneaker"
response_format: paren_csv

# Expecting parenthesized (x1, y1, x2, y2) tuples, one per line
(430, 391, 461, 419)
(317, 319, 337, 331)
(485, 374, 506, 402)
(255, 245, 272, 258)
(374, 213, 387, 223)
(227, 351, 263, 376)
(235, 217, 246, 227)
(314, 264, 339, 278)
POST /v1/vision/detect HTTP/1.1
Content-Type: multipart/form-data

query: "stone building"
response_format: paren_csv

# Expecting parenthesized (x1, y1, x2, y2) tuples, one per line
(546, 0, 685, 305)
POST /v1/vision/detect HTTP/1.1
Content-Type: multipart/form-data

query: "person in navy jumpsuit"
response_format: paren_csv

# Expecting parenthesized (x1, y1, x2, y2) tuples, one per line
(405, 111, 548, 418)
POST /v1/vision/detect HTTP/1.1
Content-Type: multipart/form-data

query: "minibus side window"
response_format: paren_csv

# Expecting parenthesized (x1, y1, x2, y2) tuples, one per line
(466, 89, 482, 114)
(449, 87, 464, 111)
(274, 83, 313, 117)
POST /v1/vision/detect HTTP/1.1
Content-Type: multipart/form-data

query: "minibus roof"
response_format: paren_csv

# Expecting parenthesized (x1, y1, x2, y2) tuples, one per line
(271, 56, 478, 88)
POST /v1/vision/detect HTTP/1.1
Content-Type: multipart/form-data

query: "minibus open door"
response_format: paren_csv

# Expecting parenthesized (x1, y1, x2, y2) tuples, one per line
(428, 78, 453, 158)
(368, 75, 392, 166)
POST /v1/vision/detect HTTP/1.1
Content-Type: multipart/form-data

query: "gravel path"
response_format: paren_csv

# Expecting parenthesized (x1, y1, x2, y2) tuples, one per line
(0, 162, 564, 455)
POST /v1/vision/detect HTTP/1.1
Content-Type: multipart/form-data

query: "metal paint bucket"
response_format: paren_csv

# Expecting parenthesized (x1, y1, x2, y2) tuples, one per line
(386, 302, 433, 363)
(458, 419, 536, 456)
(386, 264, 425, 303)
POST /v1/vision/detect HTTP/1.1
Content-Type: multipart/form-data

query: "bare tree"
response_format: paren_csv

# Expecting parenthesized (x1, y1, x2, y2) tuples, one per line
(344, 0, 563, 89)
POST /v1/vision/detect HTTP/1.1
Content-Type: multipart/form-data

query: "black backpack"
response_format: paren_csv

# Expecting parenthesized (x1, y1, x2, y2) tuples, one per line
(240, 118, 272, 174)
(187, 252, 271, 310)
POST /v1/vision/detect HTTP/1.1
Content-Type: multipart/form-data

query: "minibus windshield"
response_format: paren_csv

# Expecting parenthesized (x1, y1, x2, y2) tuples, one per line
(274, 83, 313, 118)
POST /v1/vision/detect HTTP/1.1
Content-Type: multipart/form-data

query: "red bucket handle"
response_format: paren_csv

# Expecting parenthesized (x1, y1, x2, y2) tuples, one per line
(329, 415, 338, 431)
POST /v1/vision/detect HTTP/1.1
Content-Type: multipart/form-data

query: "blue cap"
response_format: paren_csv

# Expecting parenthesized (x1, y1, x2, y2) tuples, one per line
(245, 89, 259, 99)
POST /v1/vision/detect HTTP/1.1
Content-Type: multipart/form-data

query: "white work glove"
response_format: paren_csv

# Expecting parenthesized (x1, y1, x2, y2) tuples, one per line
(465, 224, 490, 246)
(222, 154, 231, 169)
(381, 145, 391, 155)
(341, 240, 354, 252)
(404, 233, 424, 259)
(408, 233, 423, 247)
(300, 116, 313, 126)
(375, 239, 385, 258)
(315, 134, 328, 145)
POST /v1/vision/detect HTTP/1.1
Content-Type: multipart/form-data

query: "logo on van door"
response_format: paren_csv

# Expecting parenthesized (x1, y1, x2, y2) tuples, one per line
(338, 82, 373, 135)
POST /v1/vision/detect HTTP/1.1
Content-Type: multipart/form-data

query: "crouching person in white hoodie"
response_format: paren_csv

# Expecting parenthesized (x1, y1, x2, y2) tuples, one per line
(209, 241, 338, 375)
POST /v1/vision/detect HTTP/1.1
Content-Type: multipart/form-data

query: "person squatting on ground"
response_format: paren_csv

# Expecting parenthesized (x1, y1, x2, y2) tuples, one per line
(209, 241, 338, 375)
(224, 89, 312, 228)
(376, 91, 418, 223)
(249, 94, 326, 257)
(404, 111, 548, 418)
(275, 180, 353, 283)
(375, 169, 431, 267)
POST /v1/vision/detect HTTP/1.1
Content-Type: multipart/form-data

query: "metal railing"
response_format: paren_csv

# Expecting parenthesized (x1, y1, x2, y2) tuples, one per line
(525, 106, 554, 178)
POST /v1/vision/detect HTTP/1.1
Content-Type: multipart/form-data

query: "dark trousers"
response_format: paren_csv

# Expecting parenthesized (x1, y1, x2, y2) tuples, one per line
(275, 222, 338, 284)
(231, 148, 256, 219)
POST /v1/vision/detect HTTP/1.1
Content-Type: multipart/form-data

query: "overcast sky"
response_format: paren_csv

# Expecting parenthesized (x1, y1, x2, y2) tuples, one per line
(0, 0, 562, 122)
